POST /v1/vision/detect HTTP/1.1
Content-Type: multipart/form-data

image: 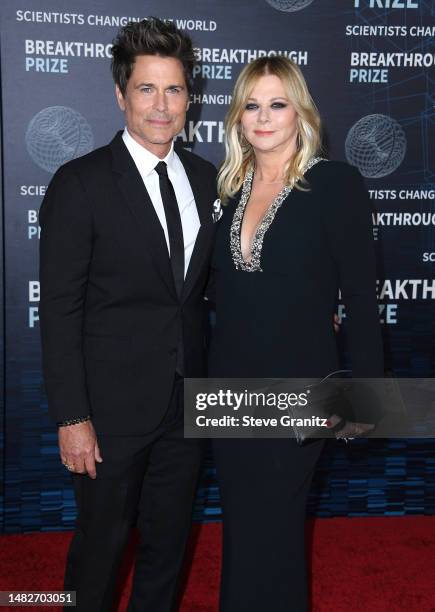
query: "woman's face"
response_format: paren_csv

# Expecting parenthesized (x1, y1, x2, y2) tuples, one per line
(240, 74, 298, 156)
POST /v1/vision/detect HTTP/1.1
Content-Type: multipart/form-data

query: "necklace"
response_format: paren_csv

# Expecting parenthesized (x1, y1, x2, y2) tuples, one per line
(254, 178, 284, 184)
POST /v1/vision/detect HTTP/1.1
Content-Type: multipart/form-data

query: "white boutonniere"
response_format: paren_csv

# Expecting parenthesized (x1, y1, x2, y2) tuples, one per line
(212, 198, 223, 223)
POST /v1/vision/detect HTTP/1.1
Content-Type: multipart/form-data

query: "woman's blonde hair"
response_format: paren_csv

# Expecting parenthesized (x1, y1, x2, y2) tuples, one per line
(217, 56, 322, 201)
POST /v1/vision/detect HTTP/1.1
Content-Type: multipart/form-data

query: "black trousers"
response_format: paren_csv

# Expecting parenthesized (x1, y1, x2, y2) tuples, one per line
(212, 437, 324, 612)
(64, 377, 203, 612)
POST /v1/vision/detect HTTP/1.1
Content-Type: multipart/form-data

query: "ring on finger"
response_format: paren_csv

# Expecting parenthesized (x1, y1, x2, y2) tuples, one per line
(63, 462, 75, 471)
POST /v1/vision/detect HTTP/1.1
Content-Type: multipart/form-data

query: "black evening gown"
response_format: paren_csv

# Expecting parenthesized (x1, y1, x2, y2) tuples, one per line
(208, 159, 384, 612)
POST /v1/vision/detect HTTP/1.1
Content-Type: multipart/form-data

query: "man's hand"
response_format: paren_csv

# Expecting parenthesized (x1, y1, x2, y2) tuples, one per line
(333, 313, 341, 333)
(59, 420, 103, 479)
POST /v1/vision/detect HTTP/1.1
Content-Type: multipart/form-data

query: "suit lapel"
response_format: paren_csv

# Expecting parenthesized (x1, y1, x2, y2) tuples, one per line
(110, 132, 176, 298)
(177, 147, 215, 302)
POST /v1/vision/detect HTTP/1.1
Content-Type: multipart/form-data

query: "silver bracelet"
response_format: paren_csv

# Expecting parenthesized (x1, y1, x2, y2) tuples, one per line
(57, 415, 91, 427)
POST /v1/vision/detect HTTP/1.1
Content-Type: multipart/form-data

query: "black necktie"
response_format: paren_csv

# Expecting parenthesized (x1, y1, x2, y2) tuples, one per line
(154, 161, 185, 298)
(155, 161, 185, 376)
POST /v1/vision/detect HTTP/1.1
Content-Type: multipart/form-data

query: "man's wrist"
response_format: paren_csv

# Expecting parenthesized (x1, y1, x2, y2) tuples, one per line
(57, 415, 91, 427)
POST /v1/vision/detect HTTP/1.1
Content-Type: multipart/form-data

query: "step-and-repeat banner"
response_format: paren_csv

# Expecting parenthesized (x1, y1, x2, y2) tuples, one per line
(0, 0, 434, 532)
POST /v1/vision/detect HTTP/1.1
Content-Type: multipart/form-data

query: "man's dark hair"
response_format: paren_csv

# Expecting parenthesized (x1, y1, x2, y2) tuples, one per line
(111, 17, 196, 95)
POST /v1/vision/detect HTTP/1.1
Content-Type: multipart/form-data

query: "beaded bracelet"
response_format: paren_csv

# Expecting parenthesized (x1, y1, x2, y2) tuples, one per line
(57, 415, 91, 427)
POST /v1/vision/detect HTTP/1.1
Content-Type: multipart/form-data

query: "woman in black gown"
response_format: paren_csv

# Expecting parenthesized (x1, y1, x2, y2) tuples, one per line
(208, 56, 384, 611)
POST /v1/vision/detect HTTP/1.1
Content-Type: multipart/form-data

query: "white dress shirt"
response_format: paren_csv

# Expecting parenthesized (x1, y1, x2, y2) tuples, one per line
(122, 127, 200, 278)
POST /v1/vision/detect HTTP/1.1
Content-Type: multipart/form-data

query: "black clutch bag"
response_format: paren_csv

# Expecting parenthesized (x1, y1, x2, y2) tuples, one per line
(285, 370, 352, 445)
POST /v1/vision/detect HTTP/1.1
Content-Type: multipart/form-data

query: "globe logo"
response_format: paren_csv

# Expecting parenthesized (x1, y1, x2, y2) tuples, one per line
(265, 0, 315, 12)
(345, 114, 406, 179)
(25, 106, 94, 174)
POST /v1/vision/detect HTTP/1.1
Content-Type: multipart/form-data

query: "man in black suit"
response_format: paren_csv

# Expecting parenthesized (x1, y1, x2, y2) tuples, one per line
(39, 18, 217, 611)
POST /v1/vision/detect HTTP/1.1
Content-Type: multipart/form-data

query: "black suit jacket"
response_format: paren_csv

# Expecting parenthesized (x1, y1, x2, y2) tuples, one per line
(39, 131, 217, 435)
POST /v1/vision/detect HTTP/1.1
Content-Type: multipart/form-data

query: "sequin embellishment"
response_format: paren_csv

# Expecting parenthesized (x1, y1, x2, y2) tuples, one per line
(230, 157, 326, 272)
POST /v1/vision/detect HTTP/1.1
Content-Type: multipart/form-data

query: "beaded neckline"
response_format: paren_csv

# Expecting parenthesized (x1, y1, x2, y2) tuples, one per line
(230, 157, 327, 272)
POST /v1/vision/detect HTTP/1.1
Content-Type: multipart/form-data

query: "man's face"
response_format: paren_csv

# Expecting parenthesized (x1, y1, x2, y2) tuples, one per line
(116, 54, 189, 158)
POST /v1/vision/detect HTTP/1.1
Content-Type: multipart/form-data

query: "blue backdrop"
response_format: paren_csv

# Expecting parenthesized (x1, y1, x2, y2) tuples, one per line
(0, 0, 434, 533)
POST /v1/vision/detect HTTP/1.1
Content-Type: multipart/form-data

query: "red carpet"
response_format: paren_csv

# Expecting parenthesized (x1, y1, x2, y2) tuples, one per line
(1, 517, 435, 611)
